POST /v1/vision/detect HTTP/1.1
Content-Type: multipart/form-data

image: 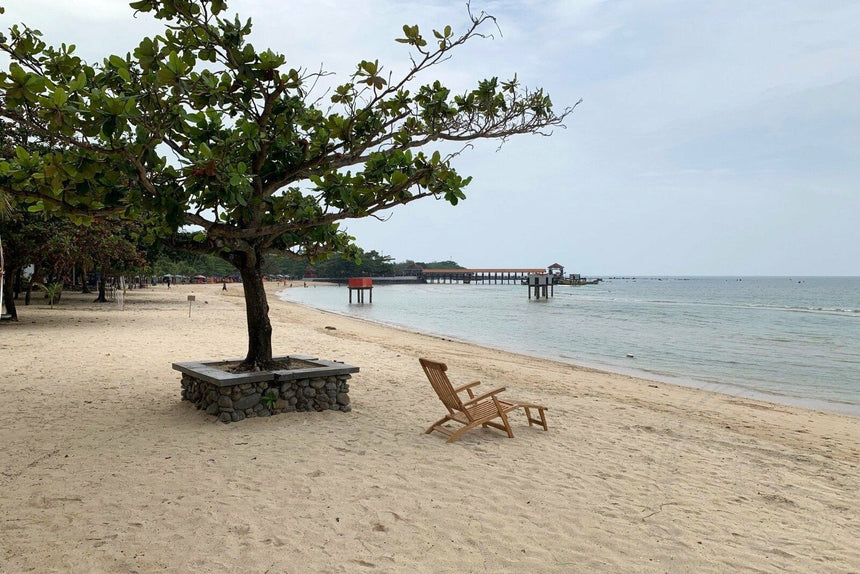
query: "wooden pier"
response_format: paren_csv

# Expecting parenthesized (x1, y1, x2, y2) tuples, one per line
(422, 268, 544, 284)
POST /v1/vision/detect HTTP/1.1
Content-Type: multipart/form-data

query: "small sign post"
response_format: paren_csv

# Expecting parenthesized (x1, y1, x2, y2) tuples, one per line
(187, 294, 196, 317)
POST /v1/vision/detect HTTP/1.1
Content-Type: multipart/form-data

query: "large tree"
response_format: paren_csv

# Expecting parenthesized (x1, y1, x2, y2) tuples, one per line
(0, 1, 574, 369)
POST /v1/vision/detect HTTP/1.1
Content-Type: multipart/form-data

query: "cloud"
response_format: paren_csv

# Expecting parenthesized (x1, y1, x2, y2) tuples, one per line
(2, 0, 858, 274)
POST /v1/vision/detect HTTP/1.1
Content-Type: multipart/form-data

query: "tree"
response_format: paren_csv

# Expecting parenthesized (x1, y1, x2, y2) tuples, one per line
(0, 1, 575, 369)
(70, 219, 148, 302)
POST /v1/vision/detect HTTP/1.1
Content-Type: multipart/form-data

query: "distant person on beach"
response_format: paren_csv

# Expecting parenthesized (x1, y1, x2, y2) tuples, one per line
(222, 280, 227, 291)
(166, 277, 171, 289)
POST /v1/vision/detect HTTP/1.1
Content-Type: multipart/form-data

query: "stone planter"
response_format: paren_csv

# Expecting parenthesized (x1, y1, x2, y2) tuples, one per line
(173, 355, 359, 423)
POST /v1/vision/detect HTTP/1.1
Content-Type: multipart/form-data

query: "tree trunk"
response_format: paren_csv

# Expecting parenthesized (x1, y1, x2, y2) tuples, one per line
(14, 268, 22, 299)
(2, 265, 17, 321)
(94, 275, 107, 303)
(81, 266, 91, 294)
(236, 253, 273, 370)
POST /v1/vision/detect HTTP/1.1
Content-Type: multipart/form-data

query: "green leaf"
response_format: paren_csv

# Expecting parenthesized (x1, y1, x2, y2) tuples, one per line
(390, 171, 408, 187)
(129, 1, 152, 12)
(52, 87, 68, 106)
(69, 71, 87, 91)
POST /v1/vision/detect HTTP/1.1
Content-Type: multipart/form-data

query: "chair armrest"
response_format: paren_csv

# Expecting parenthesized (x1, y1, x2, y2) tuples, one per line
(453, 381, 481, 398)
(463, 387, 506, 406)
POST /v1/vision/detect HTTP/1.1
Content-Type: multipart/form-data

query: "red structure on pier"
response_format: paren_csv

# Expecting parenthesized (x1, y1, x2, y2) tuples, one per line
(348, 278, 373, 303)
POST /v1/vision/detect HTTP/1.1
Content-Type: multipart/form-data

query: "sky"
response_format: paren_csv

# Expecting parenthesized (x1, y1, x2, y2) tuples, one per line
(2, 0, 858, 276)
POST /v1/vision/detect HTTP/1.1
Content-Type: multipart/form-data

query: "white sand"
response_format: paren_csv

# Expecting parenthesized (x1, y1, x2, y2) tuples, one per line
(1, 284, 858, 573)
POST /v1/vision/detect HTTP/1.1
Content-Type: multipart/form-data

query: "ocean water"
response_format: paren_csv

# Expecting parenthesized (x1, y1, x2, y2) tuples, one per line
(279, 277, 860, 416)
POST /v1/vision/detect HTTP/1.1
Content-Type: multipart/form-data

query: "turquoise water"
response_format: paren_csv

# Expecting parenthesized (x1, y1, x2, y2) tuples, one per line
(280, 277, 860, 415)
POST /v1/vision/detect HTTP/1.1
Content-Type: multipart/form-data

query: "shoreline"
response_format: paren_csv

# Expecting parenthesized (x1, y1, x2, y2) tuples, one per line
(276, 286, 860, 419)
(2, 284, 858, 572)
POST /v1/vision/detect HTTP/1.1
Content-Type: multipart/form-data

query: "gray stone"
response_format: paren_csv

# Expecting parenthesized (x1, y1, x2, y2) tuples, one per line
(337, 393, 350, 405)
(234, 393, 261, 411)
(303, 387, 316, 398)
(219, 412, 231, 423)
(257, 408, 271, 417)
(311, 379, 326, 390)
(231, 411, 245, 422)
(205, 403, 220, 415)
(218, 395, 233, 408)
(219, 387, 232, 395)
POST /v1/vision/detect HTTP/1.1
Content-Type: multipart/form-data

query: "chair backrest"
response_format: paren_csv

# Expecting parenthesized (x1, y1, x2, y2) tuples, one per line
(419, 358, 464, 414)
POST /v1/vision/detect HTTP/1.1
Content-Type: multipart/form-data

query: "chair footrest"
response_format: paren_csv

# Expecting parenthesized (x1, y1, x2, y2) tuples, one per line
(500, 400, 548, 431)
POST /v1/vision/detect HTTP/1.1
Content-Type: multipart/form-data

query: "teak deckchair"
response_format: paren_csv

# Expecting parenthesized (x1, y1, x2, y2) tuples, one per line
(419, 358, 548, 443)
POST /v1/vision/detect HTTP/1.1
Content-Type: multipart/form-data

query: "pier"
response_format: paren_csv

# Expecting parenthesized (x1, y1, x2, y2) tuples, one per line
(422, 268, 544, 284)
(305, 264, 601, 288)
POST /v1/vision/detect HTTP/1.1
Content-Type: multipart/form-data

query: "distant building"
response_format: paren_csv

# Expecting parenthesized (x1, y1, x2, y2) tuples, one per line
(548, 263, 565, 277)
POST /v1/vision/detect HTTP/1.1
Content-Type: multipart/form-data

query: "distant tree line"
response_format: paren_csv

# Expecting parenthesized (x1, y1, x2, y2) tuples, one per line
(153, 248, 465, 279)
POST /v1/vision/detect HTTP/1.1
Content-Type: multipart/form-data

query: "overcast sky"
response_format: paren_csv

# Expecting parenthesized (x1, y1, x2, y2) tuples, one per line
(3, 1, 858, 275)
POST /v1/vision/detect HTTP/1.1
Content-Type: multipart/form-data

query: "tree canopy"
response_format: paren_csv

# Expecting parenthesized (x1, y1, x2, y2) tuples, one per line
(0, 0, 574, 367)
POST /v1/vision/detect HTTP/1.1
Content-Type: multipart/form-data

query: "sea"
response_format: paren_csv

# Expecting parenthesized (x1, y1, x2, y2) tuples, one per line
(279, 277, 860, 416)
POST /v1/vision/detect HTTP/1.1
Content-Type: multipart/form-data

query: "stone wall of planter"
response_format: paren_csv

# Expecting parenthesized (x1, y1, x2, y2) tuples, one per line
(181, 374, 352, 423)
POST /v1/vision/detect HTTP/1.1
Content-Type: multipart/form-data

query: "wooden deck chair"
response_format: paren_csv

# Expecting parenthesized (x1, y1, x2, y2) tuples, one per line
(420, 357, 521, 442)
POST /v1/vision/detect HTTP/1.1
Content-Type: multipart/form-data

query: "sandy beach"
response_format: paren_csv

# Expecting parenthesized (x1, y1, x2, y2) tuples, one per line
(1, 283, 858, 573)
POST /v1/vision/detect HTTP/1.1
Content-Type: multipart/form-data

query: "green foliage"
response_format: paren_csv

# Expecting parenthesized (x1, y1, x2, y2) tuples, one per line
(265, 249, 394, 278)
(0, 1, 570, 261)
(33, 281, 62, 308)
(0, 0, 573, 363)
(260, 390, 278, 410)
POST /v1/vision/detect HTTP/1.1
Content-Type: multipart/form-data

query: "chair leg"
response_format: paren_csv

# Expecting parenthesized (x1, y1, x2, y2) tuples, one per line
(445, 421, 483, 443)
(536, 407, 548, 431)
(493, 396, 515, 438)
(426, 415, 452, 434)
(524, 406, 548, 431)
